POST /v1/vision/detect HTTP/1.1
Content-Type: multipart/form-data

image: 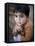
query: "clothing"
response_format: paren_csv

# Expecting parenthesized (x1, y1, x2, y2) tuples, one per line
(13, 34, 21, 41)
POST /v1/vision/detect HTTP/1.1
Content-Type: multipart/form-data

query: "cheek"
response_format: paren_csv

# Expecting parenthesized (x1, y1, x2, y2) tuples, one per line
(15, 17, 18, 23)
(21, 17, 26, 24)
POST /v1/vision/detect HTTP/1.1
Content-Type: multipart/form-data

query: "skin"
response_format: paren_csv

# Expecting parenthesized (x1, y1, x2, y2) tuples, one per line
(21, 19, 33, 41)
(14, 12, 27, 26)
(14, 12, 28, 33)
(13, 12, 33, 41)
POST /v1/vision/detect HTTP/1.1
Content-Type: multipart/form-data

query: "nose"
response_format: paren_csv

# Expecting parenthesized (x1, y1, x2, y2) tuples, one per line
(18, 17, 21, 24)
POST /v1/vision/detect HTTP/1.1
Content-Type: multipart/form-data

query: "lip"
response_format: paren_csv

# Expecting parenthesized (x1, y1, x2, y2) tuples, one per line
(17, 24, 21, 26)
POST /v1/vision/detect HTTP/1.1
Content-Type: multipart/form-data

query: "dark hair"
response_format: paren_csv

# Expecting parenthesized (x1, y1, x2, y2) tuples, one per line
(15, 4, 30, 17)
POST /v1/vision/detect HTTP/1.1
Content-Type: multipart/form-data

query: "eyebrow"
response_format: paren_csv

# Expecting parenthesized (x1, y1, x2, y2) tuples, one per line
(14, 13, 23, 16)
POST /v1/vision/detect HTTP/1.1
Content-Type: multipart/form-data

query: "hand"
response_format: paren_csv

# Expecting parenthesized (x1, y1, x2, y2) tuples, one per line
(21, 31, 25, 36)
(15, 24, 22, 32)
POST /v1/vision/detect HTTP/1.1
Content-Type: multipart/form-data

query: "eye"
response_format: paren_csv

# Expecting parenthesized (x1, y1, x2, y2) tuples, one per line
(20, 15, 24, 18)
(16, 15, 17, 17)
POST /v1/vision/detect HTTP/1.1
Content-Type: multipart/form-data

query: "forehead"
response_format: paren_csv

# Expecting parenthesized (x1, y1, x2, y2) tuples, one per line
(14, 12, 22, 16)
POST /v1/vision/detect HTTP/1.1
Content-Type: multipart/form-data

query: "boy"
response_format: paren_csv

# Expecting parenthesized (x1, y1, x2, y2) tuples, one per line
(13, 5, 33, 42)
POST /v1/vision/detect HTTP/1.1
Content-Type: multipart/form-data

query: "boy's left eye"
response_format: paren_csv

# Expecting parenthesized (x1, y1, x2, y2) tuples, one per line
(16, 15, 17, 17)
(20, 15, 24, 18)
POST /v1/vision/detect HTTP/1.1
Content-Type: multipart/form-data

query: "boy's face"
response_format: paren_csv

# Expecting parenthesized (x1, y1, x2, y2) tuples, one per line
(14, 12, 27, 26)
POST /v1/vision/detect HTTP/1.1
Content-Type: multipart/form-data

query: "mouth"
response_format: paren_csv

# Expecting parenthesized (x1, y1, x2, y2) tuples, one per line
(17, 24, 21, 26)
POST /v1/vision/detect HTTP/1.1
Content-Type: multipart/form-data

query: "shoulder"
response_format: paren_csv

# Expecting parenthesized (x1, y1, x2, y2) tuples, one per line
(24, 19, 33, 30)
